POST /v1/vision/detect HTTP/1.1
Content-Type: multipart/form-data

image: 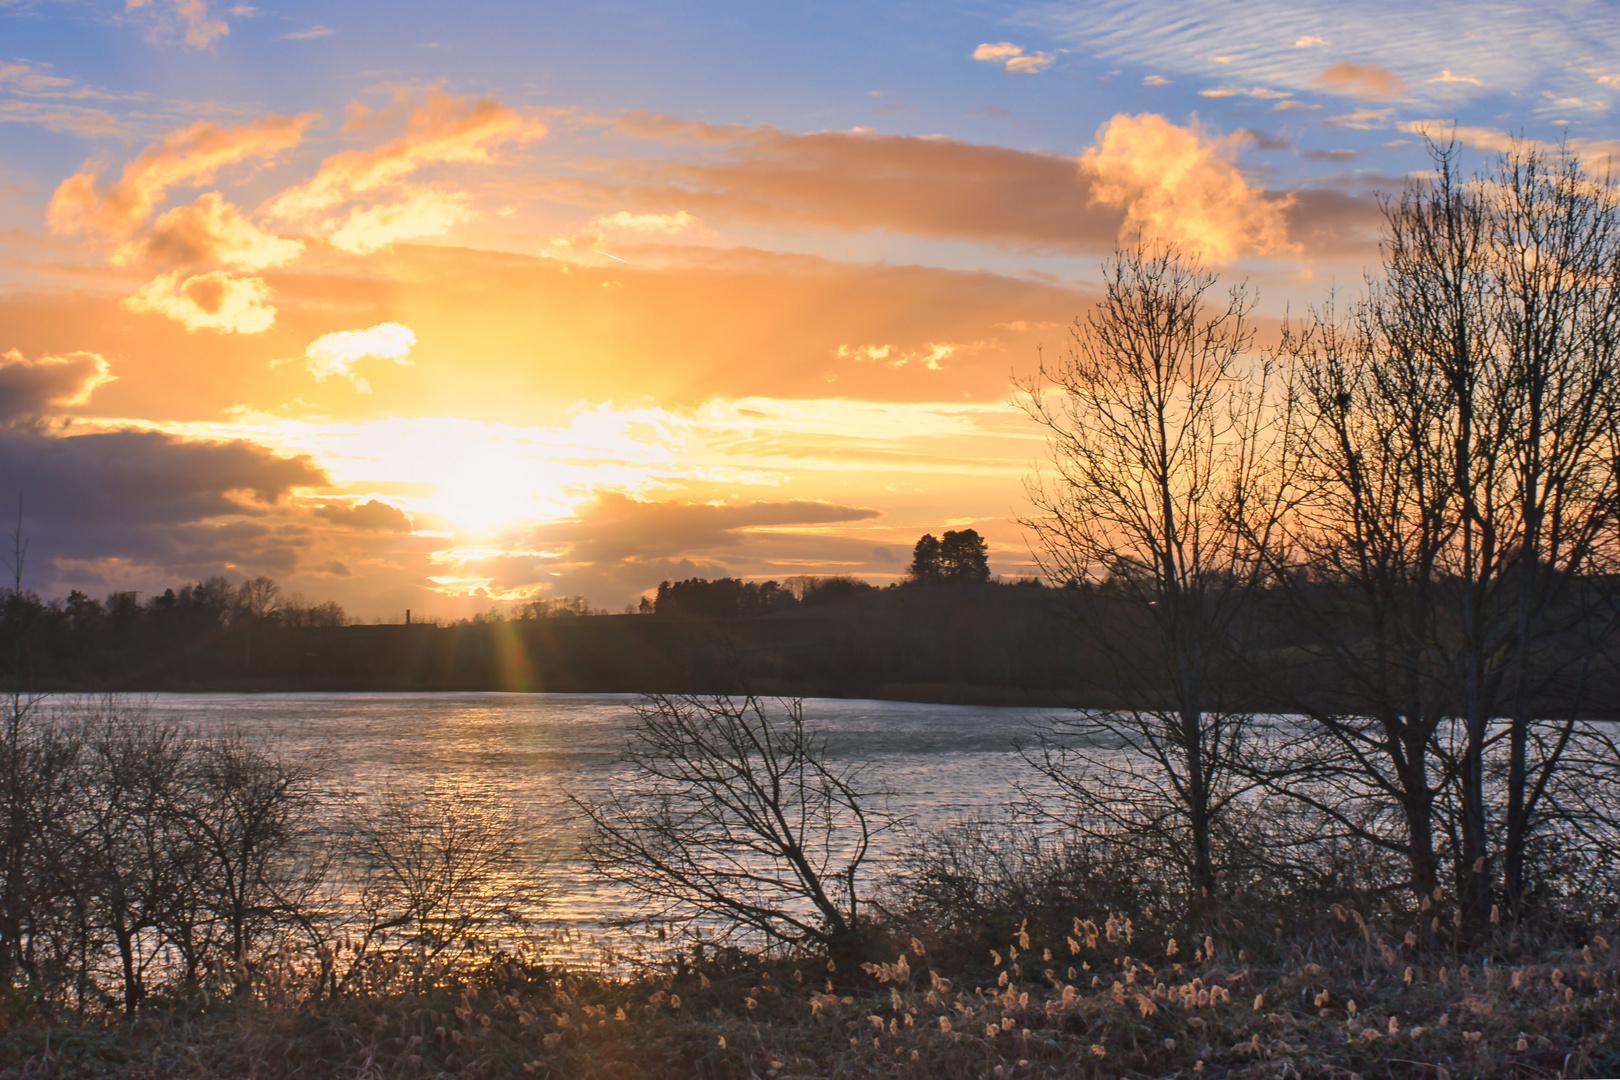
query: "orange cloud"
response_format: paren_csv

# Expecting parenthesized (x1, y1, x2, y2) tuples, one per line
(123, 270, 276, 333)
(265, 91, 545, 221)
(972, 42, 1053, 74)
(576, 118, 1124, 252)
(48, 113, 313, 241)
(1312, 61, 1407, 99)
(1082, 113, 1296, 261)
(114, 191, 304, 270)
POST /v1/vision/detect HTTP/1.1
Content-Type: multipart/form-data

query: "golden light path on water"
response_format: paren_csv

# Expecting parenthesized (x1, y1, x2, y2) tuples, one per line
(147, 692, 1066, 967)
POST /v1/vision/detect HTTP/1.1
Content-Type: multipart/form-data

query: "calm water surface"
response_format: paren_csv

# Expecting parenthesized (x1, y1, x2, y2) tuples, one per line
(146, 692, 1059, 956)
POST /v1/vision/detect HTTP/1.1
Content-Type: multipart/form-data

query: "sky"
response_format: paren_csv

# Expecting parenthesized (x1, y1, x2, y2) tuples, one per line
(1, 0, 1616, 618)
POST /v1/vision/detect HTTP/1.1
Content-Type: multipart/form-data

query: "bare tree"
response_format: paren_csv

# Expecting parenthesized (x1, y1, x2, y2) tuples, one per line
(327, 788, 524, 993)
(0, 501, 76, 1001)
(575, 694, 886, 961)
(72, 698, 197, 1012)
(1014, 242, 1280, 907)
(172, 730, 324, 993)
(1487, 143, 1620, 915)
(1273, 138, 1620, 927)
(1270, 292, 1469, 917)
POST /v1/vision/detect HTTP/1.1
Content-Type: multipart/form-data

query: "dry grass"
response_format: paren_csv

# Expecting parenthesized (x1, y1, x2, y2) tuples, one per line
(4, 902, 1618, 1079)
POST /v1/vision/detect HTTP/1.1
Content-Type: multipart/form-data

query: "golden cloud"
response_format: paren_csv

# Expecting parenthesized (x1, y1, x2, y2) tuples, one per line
(589, 210, 700, 234)
(326, 189, 473, 253)
(48, 113, 313, 241)
(302, 322, 416, 391)
(114, 191, 304, 270)
(835, 342, 960, 370)
(0, 245, 1087, 425)
(1311, 61, 1407, 99)
(123, 270, 276, 333)
(1082, 113, 1296, 261)
(265, 91, 545, 221)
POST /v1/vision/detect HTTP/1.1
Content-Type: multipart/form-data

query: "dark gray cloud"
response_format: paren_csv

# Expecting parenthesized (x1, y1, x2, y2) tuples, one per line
(0, 350, 110, 428)
(0, 428, 326, 575)
(315, 498, 412, 532)
(1281, 187, 1384, 258)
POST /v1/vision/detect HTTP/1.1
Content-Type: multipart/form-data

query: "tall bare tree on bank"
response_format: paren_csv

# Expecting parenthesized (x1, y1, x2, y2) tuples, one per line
(1274, 138, 1620, 926)
(1015, 243, 1282, 907)
(1486, 143, 1620, 916)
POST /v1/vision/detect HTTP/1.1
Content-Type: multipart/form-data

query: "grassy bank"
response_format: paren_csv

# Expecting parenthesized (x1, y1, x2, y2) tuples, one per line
(5, 903, 1617, 1079)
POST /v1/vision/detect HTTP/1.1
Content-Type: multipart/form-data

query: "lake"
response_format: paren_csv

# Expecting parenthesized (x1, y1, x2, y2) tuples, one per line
(143, 692, 1062, 960)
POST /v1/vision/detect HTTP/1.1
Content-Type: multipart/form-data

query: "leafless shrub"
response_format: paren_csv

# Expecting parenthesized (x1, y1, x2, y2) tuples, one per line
(575, 694, 890, 960)
(0, 692, 80, 1004)
(70, 697, 197, 1012)
(321, 787, 526, 994)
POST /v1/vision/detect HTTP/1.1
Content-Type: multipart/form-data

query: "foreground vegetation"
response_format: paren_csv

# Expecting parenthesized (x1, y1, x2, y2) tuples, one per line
(4, 688, 1615, 1078)
(3, 877, 1617, 1078)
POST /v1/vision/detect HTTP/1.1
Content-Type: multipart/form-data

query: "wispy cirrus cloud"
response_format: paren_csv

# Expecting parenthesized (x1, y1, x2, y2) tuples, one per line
(1198, 86, 1293, 100)
(0, 59, 141, 101)
(124, 0, 230, 48)
(1023, 0, 1620, 109)
(0, 100, 126, 137)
